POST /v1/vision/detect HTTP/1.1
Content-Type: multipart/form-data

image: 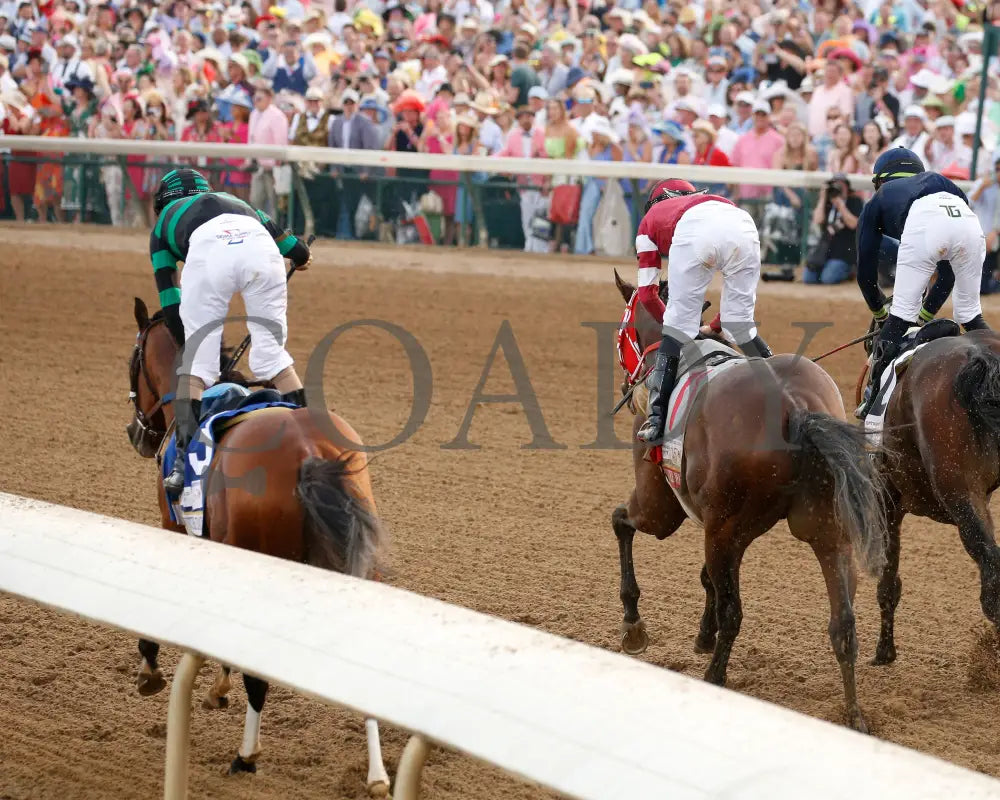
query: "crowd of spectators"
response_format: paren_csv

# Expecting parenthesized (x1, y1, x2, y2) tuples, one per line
(3, 0, 1000, 282)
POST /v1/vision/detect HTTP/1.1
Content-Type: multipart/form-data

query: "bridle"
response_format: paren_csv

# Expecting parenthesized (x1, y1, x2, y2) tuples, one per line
(128, 317, 175, 453)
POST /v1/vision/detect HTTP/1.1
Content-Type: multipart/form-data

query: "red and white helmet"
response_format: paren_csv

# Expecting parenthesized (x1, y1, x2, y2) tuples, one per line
(644, 179, 703, 212)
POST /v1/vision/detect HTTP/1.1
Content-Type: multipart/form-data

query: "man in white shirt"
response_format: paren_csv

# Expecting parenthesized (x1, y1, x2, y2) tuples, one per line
(707, 104, 739, 157)
(50, 34, 91, 91)
(415, 46, 447, 99)
(924, 115, 971, 173)
(891, 105, 930, 153)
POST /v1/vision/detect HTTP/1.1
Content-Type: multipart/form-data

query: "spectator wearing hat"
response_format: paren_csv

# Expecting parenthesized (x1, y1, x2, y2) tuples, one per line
(574, 114, 622, 255)
(61, 75, 100, 222)
(220, 88, 252, 202)
(730, 90, 755, 134)
(652, 119, 690, 165)
(891, 105, 929, 153)
(497, 105, 548, 253)
(527, 85, 548, 128)
(731, 100, 785, 222)
(706, 104, 738, 157)
(807, 58, 852, 139)
(180, 97, 223, 169)
(925, 114, 969, 175)
(49, 33, 90, 91)
(470, 90, 503, 154)
(452, 111, 487, 246)
(416, 46, 446, 98)
(0, 88, 37, 221)
(328, 87, 381, 238)
(418, 106, 459, 244)
(702, 55, 729, 107)
(536, 43, 567, 97)
(248, 84, 288, 218)
(969, 153, 1000, 294)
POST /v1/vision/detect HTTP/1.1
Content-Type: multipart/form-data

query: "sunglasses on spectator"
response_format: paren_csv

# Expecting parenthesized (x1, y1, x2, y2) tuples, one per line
(827, 112, 841, 120)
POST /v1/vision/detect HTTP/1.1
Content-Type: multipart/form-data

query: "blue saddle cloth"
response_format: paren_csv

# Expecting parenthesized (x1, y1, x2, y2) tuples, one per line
(162, 384, 298, 535)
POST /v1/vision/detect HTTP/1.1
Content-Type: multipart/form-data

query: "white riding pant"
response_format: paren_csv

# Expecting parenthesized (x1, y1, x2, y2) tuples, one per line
(179, 213, 294, 386)
(892, 191, 985, 324)
(663, 201, 762, 344)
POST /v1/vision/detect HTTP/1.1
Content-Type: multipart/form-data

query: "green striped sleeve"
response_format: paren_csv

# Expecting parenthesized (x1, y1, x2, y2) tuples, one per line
(152, 250, 176, 270)
(256, 209, 272, 225)
(276, 233, 298, 257)
(919, 306, 935, 323)
(165, 195, 202, 256)
(159, 287, 181, 308)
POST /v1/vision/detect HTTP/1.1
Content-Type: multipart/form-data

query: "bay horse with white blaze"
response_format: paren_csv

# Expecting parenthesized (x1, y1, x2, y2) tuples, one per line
(859, 329, 1000, 666)
(612, 272, 888, 732)
(126, 297, 391, 795)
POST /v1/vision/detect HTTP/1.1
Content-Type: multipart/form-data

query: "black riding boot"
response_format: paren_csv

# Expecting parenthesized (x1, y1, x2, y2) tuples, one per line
(281, 388, 307, 407)
(163, 398, 201, 499)
(855, 314, 909, 420)
(739, 334, 774, 358)
(637, 336, 681, 445)
(963, 314, 992, 332)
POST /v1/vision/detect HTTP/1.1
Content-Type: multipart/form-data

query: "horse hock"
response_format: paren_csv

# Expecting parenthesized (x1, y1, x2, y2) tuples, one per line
(613, 504, 649, 655)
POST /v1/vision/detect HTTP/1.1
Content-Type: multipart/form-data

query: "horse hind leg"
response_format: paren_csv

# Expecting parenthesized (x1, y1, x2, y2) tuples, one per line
(365, 718, 390, 797)
(811, 536, 868, 734)
(953, 500, 1000, 628)
(694, 564, 718, 654)
(703, 531, 747, 687)
(137, 639, 166, 697)
(873, 507, 903, 666)
(230, 674, 267, 774)
(204, 666, 232, 710)
(613, 502, 648, 655)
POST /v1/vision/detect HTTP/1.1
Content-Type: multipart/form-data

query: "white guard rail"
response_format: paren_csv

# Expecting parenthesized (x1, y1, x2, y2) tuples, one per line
(3, 135, 974, 193)
(2, 491, 999, 800)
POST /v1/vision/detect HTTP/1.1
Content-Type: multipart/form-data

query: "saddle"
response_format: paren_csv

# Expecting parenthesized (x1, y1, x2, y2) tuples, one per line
(199, 383, 283, 423)
(899, 318, 961, 356)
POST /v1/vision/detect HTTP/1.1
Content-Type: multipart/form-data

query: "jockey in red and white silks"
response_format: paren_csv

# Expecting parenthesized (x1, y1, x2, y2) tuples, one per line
(634, 179, 774, 445)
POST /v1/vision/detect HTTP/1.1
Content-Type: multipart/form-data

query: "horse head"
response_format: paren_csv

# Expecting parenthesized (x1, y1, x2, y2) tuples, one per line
(126, 297, 180, 458)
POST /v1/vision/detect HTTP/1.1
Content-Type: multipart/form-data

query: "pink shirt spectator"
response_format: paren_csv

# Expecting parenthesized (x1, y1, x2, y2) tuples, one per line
(731, 126, 785, 199)
(248, 103, 288, 168)
(808, 82, 854, 138)
(497, 125, 547, 187)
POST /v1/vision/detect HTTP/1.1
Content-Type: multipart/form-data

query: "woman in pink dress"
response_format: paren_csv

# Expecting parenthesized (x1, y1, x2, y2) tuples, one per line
(419, 107, 458, 244)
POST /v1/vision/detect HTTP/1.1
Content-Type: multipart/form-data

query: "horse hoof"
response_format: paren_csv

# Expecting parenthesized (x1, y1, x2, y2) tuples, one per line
(367, 780, 390, 798)
(693, 635, 716, 655)
(621, 621, 648, 655)
(849, 714, 870, 735)
(228, 755, 257, 775)
(137, 668, 166, 697)
(203, 694, 230, 710)
(871, 646, 896, 666)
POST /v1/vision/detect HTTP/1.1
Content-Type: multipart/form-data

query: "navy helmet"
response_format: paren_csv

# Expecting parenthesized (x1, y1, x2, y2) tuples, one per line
(154, 168, 211, 215)
(871, 147, 925, 190)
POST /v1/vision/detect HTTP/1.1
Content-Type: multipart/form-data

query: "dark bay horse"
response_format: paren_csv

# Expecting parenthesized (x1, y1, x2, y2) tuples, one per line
(612, 272, 888, 732)
(859, 330, 1000, 666)
(126, 297, 391, 794)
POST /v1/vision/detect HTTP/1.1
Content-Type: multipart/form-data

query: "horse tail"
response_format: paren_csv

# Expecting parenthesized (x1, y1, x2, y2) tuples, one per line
(954, 344, 1000, 443)
(787, 410, 887, 577)
(296, 454, 384, 578)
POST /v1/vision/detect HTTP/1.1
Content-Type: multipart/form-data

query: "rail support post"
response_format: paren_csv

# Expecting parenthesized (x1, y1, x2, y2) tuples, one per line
(164, 651, 205, 800)
(393, 734, 430, 800)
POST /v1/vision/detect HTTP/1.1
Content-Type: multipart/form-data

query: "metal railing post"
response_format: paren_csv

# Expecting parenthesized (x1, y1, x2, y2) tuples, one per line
(164, 652, 205, 800)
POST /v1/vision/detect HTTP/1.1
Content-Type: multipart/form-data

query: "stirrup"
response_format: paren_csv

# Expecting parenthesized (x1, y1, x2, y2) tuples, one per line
(637, 415, 665, 445)
(854, 386, 874, 420)
(163, 468, 184, 498)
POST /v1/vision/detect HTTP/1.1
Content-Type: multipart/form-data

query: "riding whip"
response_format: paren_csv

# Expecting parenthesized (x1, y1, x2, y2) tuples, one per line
(222, 234, 316, 376)
(811, 331, 877, 363)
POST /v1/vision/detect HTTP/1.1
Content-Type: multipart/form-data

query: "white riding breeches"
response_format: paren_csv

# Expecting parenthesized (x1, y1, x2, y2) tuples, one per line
(178, 213, 294, 386)
(892, 191, 985, 324)
(663, 201, 762, 344)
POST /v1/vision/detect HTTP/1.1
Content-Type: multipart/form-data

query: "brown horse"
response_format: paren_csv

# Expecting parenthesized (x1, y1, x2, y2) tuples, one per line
(126, 297, 391, 795)
(612, 272, 888, 732)
(860, 330, 1000, 666)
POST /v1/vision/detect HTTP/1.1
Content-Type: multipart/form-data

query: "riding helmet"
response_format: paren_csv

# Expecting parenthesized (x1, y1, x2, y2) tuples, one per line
(154, 168, 212, 214)
(644, 179, 707, 213)
(872, 147, 925, 190)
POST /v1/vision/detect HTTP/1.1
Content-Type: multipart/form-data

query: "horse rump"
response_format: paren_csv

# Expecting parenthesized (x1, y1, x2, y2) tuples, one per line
(787, 410, 888, 577)
(954, 344, 1000, 443)
(296, 455, 384, 578)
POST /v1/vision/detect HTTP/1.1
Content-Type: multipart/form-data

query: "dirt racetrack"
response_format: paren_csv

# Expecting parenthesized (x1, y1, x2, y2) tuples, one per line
(3, 224, 1000, 799)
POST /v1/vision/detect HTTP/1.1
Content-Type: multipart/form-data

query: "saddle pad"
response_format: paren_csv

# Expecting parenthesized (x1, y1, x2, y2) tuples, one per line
(660, 356, 743, 501)
(863, 342, 930, 446)
(162, 401, 297, 536)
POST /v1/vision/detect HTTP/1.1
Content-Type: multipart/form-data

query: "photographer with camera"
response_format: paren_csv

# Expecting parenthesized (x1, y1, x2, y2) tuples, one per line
(805, 172, 862, 284)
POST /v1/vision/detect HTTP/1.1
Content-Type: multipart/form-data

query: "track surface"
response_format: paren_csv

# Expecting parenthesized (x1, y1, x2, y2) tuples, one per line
(2, 226, 1000, 798)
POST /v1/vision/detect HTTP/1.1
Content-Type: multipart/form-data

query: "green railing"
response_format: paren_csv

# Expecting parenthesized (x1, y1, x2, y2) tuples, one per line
(0, 152, 822, 264)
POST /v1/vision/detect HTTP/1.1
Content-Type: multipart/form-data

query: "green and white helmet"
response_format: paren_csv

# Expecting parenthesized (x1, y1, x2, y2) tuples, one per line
(154, 168, 211, 214)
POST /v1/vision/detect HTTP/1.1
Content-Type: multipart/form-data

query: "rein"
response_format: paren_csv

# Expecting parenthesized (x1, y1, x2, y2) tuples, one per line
(128, 317, 174, 449)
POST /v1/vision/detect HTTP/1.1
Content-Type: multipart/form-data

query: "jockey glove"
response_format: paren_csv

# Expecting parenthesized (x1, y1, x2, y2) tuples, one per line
(287, 238, 311, 268)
